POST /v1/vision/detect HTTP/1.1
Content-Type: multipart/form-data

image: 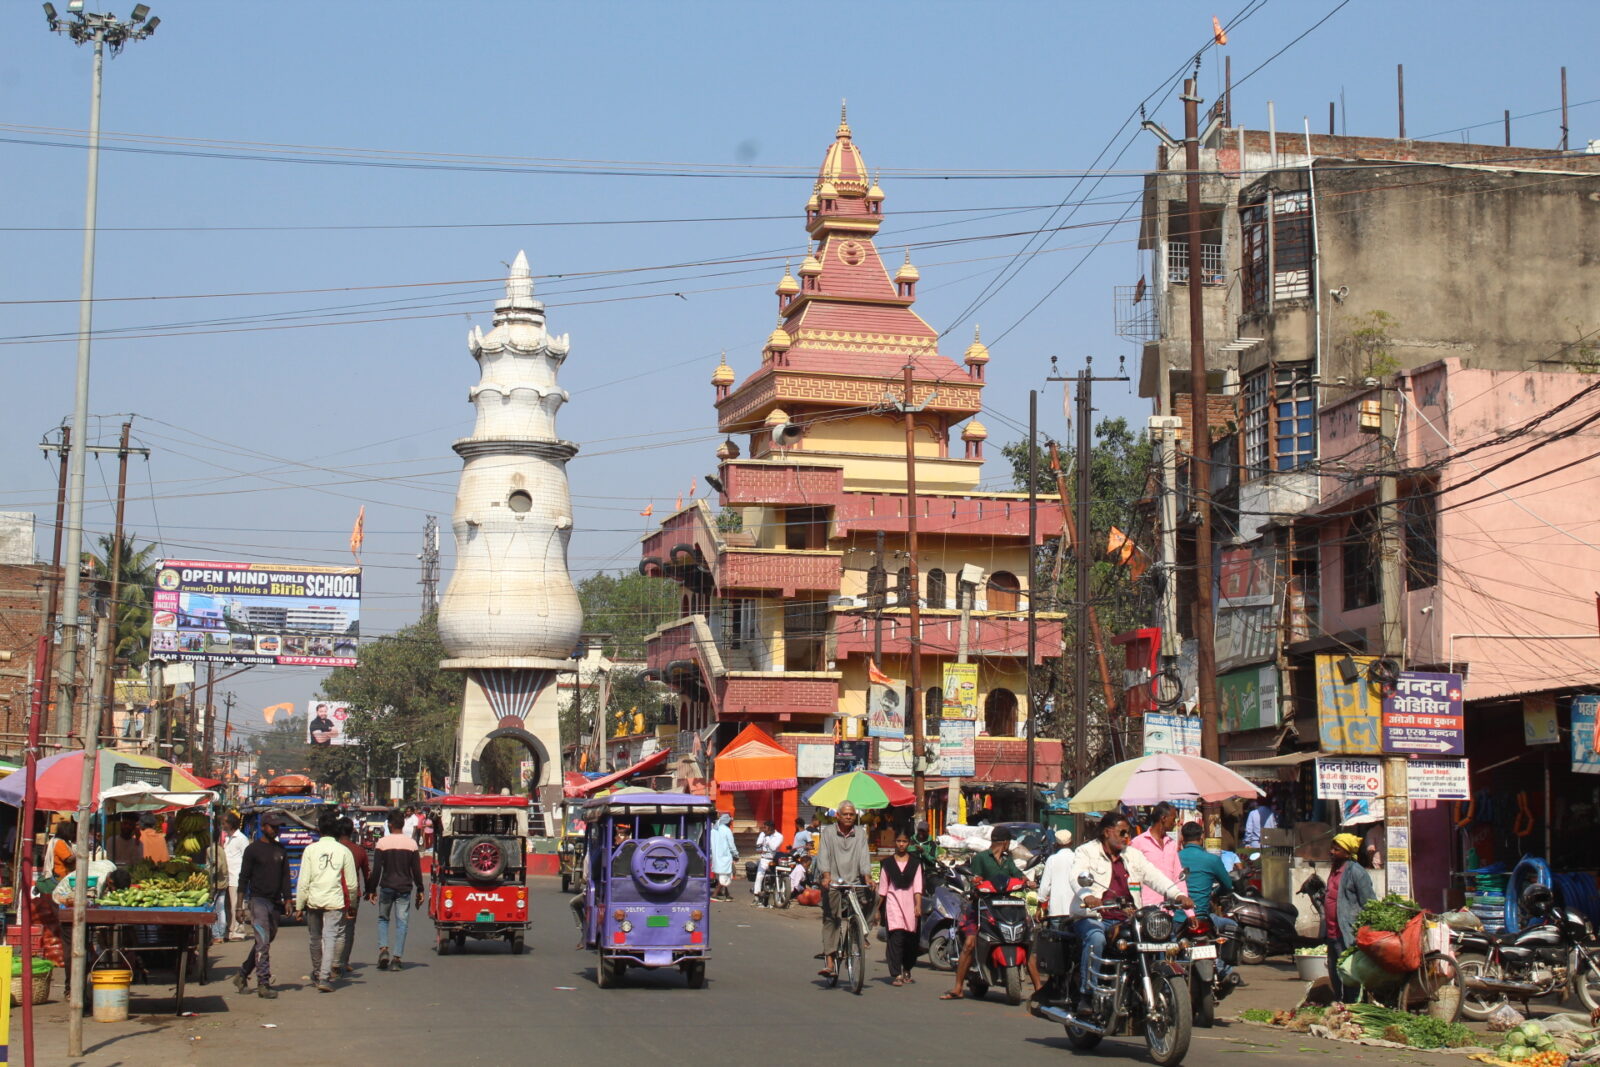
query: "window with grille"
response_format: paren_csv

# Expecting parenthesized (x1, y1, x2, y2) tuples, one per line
(1343, 510, 1379, 610)
(1241, 202, 1268, 313)
(1273, 369, 1315, 471)
(1403, 488, 1439, 590)
(1243, 370, 1270, 474)
(925, 569, 947, 609)
(895, 566, 913, 606)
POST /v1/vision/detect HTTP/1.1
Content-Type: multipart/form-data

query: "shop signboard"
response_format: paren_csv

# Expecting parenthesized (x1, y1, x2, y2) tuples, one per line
(866, 682, 905, 739)
(1142, 713, 1201, 757)
(939, 719, 976, 777)
(941, 663, 979, 720)
(796, 744, 833, 779)
(876, 739, 912, 776)
(1315, 756, 1383, 801)
(1523, 695, 1560, 746)
(151, 559, 361, 667)
(1405, 758, 1470, 800)
(1216, 546, 1280, 672)
(1572, 696, 1600, 775)
(833, 740, 870, 775)
(1380, 671, 1464, 756)
(1219, 665, 1277, 733)
(1315, 655, 1382, 754)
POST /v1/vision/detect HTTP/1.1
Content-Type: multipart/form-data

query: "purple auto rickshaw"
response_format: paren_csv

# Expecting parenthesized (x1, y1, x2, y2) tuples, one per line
(580, 792, 715, 988)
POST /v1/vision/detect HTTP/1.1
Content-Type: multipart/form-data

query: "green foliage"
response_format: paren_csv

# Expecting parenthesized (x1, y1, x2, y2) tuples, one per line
(89, 532, 158, 670)
(1342, 309, 1401, 380)
(576, 570, 680, 660)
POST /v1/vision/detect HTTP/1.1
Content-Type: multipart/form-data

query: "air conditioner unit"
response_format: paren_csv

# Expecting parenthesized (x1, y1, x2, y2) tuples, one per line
(830, 595, 858, 609)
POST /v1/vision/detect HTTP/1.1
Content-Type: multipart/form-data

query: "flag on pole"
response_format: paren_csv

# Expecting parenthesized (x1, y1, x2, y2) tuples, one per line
(1106, 526, 1150, 580)
(867, 661, 894, 688)
(676, 494, 684, 510)
(349, 506, 365, 560)
(640, 503, 654, 517)
(689, 477, 697, 498)
(1212, 15, 1228, 44)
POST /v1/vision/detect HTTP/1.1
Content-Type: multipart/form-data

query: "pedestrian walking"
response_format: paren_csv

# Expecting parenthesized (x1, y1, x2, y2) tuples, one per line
(709, 813, 737, 901)
(1324, 832, 1375, 1001)
(234, 813, 293, 999)
(297, 811, 358, 993)
(368, 809, 424, 972)
(334, 817, 368, 977)
(816, 802, 871, 980)
(217, 813, 248, 940)
(876, 831, 923, 986)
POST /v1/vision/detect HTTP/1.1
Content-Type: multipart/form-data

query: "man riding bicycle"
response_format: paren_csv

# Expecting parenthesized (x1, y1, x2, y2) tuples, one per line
(816, 801, 871, 980)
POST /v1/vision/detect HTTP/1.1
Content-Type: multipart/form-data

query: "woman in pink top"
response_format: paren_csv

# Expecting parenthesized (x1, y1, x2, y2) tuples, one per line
(876, 831, 924, 987)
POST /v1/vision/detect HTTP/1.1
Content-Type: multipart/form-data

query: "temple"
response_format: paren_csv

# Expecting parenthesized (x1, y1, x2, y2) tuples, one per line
(641, 111, 1064, 837)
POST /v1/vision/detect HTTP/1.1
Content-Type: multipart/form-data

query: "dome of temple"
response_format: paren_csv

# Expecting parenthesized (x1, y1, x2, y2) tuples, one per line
(711, 354, 735, 386)
(961, 419, 988, 441)
(963, 325, 990, 365)
(766, 325, 792, 351)
(894, 251, 920, 283)
(765, 408, 789, 427)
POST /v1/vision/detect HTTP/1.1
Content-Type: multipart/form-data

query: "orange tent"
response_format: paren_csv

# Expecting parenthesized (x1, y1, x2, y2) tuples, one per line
(713, 725, 799, 844)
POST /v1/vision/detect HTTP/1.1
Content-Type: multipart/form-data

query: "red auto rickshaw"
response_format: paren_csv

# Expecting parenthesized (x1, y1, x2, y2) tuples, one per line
(428, 794, 530, 955)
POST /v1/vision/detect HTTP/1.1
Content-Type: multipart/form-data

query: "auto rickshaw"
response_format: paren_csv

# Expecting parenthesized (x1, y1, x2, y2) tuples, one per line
(428, 794, 530, 955)
(579, 792, 714, 988)
(557, 800, 587, 894)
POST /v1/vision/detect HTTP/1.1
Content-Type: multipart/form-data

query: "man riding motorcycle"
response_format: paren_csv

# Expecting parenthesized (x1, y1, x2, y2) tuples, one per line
(1070, 811, 1193, 1012)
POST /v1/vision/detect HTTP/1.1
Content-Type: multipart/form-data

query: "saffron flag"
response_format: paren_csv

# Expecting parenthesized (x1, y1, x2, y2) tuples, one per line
(689, 477, 697, 498)
(640, 503, 654, 517)
(676, 494, 684, 510)
(1212, 15, 1227, 45)
(867, 661, 893, 688)
(263, 702, 295, 725)
(1106, 526, 1151, 581)
(349, 506, 365, 559)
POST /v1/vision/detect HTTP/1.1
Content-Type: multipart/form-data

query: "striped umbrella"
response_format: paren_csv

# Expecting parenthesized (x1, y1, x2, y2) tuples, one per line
(1068, 753, 1263, 813)
(802, 770, 914, 811)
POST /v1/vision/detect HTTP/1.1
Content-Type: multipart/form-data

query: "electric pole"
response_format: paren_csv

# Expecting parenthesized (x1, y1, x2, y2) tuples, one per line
(1026, 390, 1038, 822)
(1377, 384, 1413, 901)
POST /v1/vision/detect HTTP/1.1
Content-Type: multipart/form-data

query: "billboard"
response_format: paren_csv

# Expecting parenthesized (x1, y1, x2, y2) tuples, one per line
(867, 683, 905, 739)
(940, 663, 979, 720)
(1314, 654, 1382, 754)
(307, 700, 355, 746)
(151, 559, 361, 667)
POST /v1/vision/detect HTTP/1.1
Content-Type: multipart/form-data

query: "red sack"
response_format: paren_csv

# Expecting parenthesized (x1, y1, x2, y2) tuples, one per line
(795, 888, 822, 907)
(1355, 911, 1424, 973)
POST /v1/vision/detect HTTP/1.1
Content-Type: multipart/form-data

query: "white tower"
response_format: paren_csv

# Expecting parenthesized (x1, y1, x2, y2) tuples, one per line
(438, 252, 582, 821)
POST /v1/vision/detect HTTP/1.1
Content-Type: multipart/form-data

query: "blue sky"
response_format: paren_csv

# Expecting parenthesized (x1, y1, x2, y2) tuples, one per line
(3, 0, 1595, 730)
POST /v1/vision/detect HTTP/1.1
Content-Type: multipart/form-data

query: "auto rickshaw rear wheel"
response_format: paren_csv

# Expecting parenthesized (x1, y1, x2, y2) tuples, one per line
(510, 932, 525, 955)
(596, 960, 616, 988)
(685, 961, 706, 989)
(435, 930, 450, 955)
(560, 873, 570, 892)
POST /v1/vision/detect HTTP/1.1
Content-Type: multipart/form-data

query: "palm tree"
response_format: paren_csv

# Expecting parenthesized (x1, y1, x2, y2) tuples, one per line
(89, 533, 159, 671)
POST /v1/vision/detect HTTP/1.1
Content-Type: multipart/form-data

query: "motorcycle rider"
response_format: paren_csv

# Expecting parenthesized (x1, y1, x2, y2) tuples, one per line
(1178, 820, 1237, 979)
(1070, 811, 1193, 1011)
(751, 820, 783, 906)
(941, 826, 1042, 999)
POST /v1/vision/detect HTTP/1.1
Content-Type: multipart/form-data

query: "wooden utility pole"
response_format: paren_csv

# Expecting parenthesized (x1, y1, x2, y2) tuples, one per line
(899, 363, 927, 818)
(1182, 76, 1222, 763)
(1025, 390, 1039, 822)
(1046, 442, 1122, 730)
(1377, 385, 1413, 900)
(95, 420, 134, 742)
(201, 662, 216, 775)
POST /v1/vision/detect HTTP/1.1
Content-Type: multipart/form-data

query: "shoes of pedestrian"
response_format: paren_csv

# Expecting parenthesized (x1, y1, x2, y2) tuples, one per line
(232, 972, 249, 994)
(316, 979, 334, 993)
(377, 950, 390, 971)
(258, 983, 278, 1000)
(390, 958, 402, 972)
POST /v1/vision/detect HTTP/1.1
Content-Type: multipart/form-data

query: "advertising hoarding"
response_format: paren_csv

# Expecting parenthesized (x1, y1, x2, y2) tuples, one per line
(867, 683, 906, 739)
(1315, 654, 1382, 754)
(306, 700, 355, 746)
(938, 719, 976, 777)
(1380, 671, 1464, 755)
(151, 559, 360, 667)
(940, 663, 979, 720)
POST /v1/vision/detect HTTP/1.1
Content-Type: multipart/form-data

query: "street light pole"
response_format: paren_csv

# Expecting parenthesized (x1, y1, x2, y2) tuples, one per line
(42, 7, 161, 1054)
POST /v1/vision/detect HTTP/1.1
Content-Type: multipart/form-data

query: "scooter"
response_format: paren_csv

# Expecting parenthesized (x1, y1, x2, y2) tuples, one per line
(966, 874, 1033, 1005)
(1217, 874, 1324, 965)
(920, 860, 969, 971)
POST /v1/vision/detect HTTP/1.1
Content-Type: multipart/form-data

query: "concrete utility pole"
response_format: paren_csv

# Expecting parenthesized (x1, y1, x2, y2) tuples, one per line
(1025, 390, 1039, 822)
(1377, 385, 1413, 901)
(1181, 76, 1222, 763)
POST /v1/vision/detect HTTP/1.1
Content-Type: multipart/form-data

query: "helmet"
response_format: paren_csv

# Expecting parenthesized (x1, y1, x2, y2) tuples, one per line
(1519, 882, 1555, 917)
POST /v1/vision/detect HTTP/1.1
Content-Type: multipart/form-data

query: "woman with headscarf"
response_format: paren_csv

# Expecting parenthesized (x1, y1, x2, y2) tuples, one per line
(709, 813, 738, 901)
(876, 830, 924, 986)
(1325, 831, 1375, 1000)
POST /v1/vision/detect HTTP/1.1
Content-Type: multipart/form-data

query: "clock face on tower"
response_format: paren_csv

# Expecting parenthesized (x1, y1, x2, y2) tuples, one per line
(837, 240, 866, 266)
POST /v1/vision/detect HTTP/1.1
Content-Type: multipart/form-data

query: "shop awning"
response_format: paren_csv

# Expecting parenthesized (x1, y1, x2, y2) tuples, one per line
(714, 724, 797, 792)
(1226, 751, 1320, 781)
(569, 747, 672, 797)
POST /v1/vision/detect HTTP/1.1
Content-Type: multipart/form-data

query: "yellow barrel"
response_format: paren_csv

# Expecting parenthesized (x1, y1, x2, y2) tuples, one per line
(90, 968, 132, 1022)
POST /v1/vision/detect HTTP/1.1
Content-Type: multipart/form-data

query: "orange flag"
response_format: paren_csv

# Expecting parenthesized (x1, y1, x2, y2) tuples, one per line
(1212, 15, 1227, 45)
(640, 503, 654, 517)
(263, 701, 295, 724)
(349, 505, 365, 560)
(689, 477, 697, 498)
(676, 494, 684, 510)
(867, 661, 893, 687)
(1106, 526, 1151, 581)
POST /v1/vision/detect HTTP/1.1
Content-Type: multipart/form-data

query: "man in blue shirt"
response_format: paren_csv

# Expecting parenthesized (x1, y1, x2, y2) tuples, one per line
(1179, 821, 1238, 977)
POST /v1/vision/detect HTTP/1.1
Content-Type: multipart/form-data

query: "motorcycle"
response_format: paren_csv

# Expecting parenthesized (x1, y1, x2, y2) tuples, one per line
(965, 874, 1034, 1005)
(1454, 883, 1600, 1019)
(920, 860, 970, 971)
(1218, 873, 1325, 965)
(1177, 911, 1241, 1027)
(1030, 885, 1194, 1067)
(757, 850, 794, 909)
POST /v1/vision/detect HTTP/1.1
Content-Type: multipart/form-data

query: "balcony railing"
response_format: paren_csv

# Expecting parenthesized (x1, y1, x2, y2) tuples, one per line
(716, 548, 842, 595)
(833, 611, 1063, 663)
(1166, 241, 1227, 287)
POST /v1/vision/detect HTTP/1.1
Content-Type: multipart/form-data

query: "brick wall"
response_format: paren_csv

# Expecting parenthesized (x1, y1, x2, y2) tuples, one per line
(1227, 130, 1600, 172)
(0, 562, 56, 743)
(721, 462, 843, 505)
(1173, 391, 1239, 446)
(718, 550, 842, 595)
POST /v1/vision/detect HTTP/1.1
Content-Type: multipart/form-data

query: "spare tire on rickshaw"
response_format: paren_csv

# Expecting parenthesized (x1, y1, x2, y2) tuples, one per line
(464, 836, 507, 883)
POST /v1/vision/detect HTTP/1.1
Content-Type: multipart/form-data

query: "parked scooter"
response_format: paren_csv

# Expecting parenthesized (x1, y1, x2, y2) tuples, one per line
(1454, 883, 1600, 1019)
(1217, 874, 1325, 965)
(920, 860, 970, 971)
(964, 873, 1034, 1005)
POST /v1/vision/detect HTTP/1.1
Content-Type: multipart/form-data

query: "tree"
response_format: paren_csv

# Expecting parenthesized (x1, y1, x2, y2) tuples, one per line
(577, 571, 680, 660)
(250, 717, 313, 778)
(89, 532, 158, 671)
(1003, 416, 1157, 772)
(318, 613, 460, 797)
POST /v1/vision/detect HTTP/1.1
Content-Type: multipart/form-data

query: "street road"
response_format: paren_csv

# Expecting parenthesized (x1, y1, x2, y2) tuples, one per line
(42, 881, 1440, 1066)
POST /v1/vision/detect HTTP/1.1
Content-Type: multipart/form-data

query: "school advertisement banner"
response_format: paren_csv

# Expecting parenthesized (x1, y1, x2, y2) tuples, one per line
(941, 663, 979, 720)
(151, 559, 361, 667)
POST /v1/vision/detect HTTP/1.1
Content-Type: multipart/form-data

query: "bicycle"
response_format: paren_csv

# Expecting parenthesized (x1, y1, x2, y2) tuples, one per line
(825, 882, 873, 995)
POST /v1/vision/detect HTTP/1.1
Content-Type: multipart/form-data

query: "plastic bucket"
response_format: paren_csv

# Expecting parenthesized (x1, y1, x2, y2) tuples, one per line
(90, 968, 131, 1022)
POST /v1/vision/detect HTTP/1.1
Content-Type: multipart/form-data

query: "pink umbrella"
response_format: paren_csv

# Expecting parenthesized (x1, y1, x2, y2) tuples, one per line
(1068, 753, 1263, 812)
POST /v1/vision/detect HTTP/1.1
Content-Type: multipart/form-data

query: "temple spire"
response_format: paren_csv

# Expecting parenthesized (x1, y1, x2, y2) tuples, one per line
(496, 249, 540, 316)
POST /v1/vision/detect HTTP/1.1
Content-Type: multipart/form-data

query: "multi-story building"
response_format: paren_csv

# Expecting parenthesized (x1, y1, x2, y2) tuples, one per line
(641, 113, 1063, 840)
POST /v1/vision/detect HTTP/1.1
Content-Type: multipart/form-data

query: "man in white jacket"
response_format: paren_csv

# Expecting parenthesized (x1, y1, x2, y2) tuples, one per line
(1070, 811, 1192, 1008)
(296, 812, 358, 993)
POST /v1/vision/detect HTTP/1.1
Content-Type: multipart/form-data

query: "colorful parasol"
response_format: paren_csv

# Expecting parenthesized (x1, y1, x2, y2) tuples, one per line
(801, 770, 914, 811)
(1068, 753, 1262, 812)
(0, 750, 207, 811)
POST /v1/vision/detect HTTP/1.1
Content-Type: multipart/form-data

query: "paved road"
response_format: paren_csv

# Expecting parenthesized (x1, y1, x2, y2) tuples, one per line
(38, 880, 1453, 1066)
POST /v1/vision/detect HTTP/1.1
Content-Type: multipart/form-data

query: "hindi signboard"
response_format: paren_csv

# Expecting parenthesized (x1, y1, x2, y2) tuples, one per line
(941, 663, 979, 720)
(151, 559, 360, 667)
(1572, 696, 1600, 775)
(939, 719, 976, 777)
(1380, 671, 1464, 756)
(1143, 713, 1202, 757)
(1315, 756, 1383, 801)
(1406, 758, 1470, 800)
(1315, 655, 1382, 754)
(796, 744, 834, 779)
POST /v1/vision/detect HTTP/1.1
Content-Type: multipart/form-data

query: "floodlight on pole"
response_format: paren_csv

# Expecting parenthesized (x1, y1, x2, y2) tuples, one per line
(42, 11, 159, 1056)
